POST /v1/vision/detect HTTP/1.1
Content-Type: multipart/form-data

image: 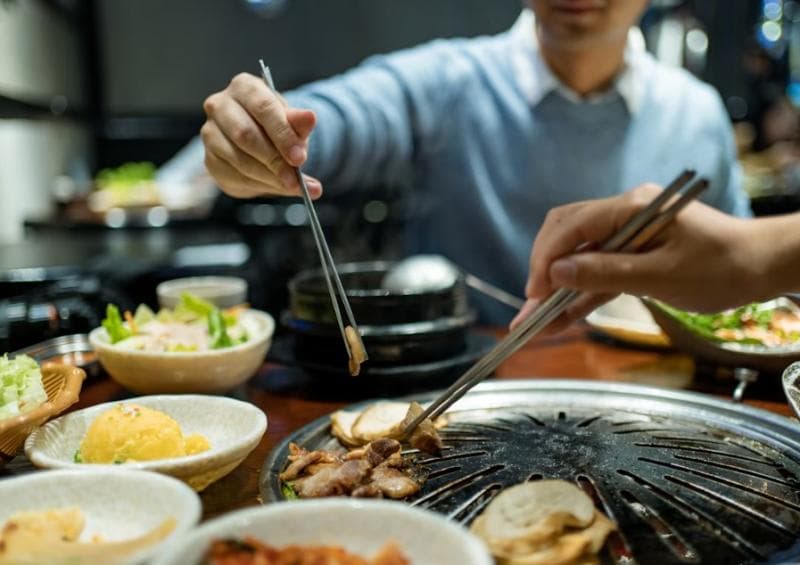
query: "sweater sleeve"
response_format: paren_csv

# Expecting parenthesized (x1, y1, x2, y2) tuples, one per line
(284, 40, 468, 191)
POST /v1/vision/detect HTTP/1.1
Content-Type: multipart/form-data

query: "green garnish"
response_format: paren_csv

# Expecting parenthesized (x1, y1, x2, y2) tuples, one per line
(281, 482, 299, 500)
(73, 450, 82, 463)
(102, 304, 132, 344)
(208, 309, 234, 349)
(656, 302, 777, 345)
(95, 162, 155, 190)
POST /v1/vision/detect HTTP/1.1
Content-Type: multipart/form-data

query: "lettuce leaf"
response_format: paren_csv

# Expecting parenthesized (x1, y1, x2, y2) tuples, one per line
(0, 354, 47, 421)
(208, 309, 234, 349)
(102, 304, 132, 343)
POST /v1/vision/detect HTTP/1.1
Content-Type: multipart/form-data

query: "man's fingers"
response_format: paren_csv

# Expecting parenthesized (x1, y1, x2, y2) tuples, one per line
(200, 120, 276, 185)
(204, 150, 274, 199)
(287, 108, 317, 141)
(228, 73, 306, 167)
(549, 252, 664, 297)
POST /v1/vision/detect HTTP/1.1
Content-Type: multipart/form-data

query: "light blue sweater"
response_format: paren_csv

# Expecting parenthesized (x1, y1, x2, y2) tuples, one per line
(285, 29, 750, 323)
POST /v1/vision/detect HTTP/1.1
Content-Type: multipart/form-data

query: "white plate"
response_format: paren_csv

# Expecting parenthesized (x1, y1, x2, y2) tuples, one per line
(586, 294, 670, 348)
(153, 499, 492, 565)
(0, 468, 201, 564)
(24, 394, 267, 491)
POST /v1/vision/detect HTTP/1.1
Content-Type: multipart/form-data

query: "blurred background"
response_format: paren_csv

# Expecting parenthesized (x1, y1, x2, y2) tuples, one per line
(1, 0, 799, 350)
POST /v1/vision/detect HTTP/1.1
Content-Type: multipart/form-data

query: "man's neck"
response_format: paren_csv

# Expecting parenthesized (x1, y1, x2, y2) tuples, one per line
(537, 30, 627, 96)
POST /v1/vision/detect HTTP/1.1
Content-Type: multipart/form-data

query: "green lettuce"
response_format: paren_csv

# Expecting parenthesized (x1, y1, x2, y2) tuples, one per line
(102, 304, 132, 343)
(0, 354, 47, 421)
(656, 302, 775, 345)
(208, 309, 234, 349)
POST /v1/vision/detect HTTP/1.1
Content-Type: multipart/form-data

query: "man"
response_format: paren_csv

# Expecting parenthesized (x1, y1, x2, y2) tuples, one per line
(187, 0, 750, 323)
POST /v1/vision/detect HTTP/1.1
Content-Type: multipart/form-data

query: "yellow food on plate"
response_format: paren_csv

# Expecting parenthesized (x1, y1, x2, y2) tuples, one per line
(77, 404, 210, 464)
(471, 480, 615, 565)
(0, 507, 175, 565)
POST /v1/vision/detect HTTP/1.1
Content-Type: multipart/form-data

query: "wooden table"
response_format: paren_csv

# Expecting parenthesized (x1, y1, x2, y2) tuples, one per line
(6, 326, 795, 520)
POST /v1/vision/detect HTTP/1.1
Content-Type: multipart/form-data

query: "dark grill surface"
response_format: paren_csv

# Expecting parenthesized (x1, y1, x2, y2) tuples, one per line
(261, 381, 800, 564)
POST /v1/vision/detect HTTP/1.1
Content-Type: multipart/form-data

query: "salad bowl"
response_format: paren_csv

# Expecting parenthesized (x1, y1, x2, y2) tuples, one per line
(89, 307, 274, 394)
(643, 297, 800, 374)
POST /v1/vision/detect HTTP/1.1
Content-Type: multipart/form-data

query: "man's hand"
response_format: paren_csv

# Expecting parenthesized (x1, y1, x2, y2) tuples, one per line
(512, 184, 767, 331)
(201, 72, 322, 199)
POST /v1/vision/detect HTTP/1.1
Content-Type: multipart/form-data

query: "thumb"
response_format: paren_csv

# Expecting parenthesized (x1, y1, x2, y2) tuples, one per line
(549, 252, 661, 296)
(286, 108, 316, 139)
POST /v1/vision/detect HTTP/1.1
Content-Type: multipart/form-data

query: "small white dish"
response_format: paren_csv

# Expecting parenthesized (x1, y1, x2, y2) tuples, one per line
(24, 394, 267, 492)
(89, 309, 274, 394)
(157, 276, 248, 309)
(586, 294, 670, 348)
(0, 468, 201, 564)
(153, 499, 492, 565)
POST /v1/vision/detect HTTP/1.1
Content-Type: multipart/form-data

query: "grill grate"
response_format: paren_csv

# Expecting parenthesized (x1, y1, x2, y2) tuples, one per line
(261, 381, 800, 564)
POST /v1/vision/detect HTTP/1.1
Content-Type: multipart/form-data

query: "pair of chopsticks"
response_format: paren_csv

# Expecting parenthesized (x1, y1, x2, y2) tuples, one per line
(403, 169, 707, 435)
(259, 60, 367, 367)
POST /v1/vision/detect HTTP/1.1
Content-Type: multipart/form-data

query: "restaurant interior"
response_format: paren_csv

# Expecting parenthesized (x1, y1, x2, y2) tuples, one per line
(2, 1, 800, 564)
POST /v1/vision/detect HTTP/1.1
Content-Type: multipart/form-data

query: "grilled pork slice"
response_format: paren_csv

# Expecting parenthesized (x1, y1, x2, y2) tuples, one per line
(293, 459, 372, 498)
(282, 440, 420, 500)
(400, 401, 443, 454)
(369, 465, 421, 499)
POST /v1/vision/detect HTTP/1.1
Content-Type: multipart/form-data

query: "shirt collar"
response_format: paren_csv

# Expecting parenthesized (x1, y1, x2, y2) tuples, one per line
(509, 9, 647, 114)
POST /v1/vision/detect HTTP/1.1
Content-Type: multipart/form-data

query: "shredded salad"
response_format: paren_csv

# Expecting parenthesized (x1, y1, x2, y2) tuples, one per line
(0, 354, 47, 421)
(101, 293, 249, 352)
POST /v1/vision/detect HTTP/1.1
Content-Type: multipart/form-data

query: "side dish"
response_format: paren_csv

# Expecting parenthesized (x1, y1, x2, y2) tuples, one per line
(471, 480, 615, 565)
(0, 355, 47, 422)
(657, 299, 800, 347)
(0, 506, 175, 564)
(101, 293, 249, 353)
(204, 537, 409, 565)
(76, 403, 210, 464)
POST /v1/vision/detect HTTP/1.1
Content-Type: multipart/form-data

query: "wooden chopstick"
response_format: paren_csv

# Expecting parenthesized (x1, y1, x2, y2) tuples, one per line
(403, 170, 706, 435)
(259, 60, 367, 363)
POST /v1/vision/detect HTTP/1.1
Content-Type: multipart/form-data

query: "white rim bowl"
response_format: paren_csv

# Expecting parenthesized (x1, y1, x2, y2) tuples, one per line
(0, 468, 201, 564)
(24, 395, 267, 491)
(157, 276, 248, 309)
(88, 309, 275, 394)
(152, 499, 493, 565)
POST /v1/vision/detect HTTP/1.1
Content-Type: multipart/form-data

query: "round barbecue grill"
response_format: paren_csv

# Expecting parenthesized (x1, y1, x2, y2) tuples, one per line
(261, 380, 800, 564)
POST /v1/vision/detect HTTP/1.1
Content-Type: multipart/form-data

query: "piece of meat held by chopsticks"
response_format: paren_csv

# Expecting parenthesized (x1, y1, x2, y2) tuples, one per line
(346, 325, 367, 376)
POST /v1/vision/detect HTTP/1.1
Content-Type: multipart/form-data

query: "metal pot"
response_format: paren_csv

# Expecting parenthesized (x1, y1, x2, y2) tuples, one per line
(288, 261, 469, 325)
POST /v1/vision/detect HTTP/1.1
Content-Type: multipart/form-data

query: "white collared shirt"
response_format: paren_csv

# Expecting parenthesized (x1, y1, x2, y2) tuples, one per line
(509, 9, 647, 114)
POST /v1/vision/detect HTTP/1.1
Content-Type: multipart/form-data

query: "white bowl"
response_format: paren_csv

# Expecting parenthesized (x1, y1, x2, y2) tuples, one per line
(153, 499, 492, 565)
(157, 276, 248, 309)
(24, 394, 267, 492)
(0, 468, 201, 564)
(89, 309, 274, 394)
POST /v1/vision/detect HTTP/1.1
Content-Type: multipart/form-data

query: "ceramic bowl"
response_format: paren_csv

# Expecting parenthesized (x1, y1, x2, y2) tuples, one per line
(152, 499, 492, 565)
(644, 298, 800, 374)
(24, 394, 267, 491)
(0, 363, 84, 463)
(89, 309, 274, 394)
(0, 468, 201, 564)
(156, 276, 248, 309)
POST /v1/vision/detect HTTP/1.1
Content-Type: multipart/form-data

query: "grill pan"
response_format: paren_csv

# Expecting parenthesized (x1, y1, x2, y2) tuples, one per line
(261, 380, 800, 564)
